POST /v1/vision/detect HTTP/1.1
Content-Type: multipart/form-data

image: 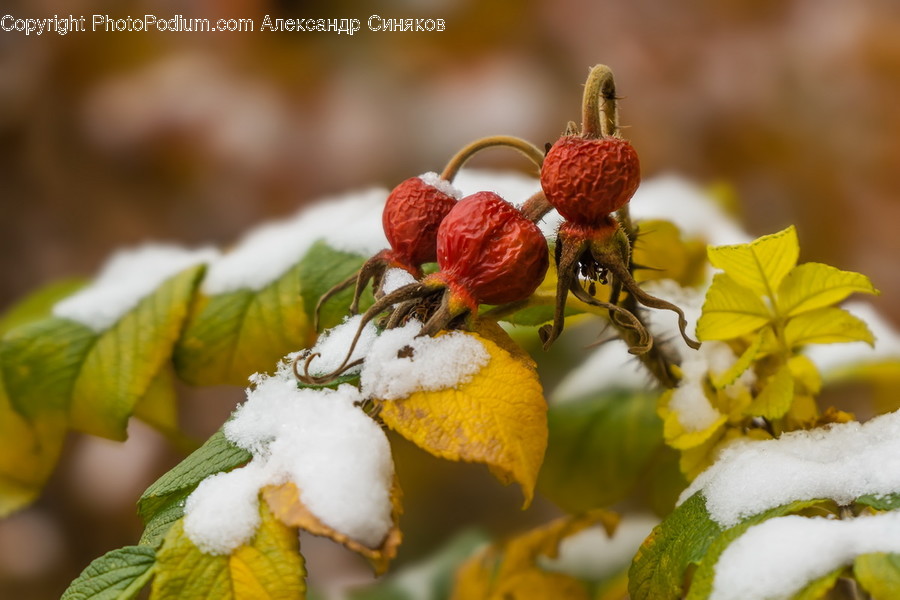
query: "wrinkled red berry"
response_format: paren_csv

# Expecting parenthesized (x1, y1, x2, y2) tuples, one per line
(540, 136, 640, 225)
(382, 175, 458, 271)
(433, 191, 549, 309)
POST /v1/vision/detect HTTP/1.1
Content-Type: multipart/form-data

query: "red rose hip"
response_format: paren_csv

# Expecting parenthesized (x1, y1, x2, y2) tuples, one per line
(540, 135, 640, 225)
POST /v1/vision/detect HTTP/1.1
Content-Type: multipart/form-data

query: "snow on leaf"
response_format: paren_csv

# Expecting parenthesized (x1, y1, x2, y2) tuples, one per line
(450, 510, 616, 600)
(376, 324, 548, 508)
(776, 262, 878, 318)
(151, 503, 306, 600)
(706, 225, 798, 299)
(783, 307, 875, 348)
(696, 273, 770, 341)
(263, 480, 403, 576)
(745, 363, 794, 420)
(60, 545, 156, 600)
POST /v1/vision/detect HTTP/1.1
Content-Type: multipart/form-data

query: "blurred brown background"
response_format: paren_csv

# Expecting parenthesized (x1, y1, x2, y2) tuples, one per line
(2, 0, 900, 598)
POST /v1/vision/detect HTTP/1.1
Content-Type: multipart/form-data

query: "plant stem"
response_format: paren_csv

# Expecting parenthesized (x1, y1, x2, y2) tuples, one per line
(520, 191, 554, 223)
(581, 64, 619, 138)
(440, 135, 545, 182)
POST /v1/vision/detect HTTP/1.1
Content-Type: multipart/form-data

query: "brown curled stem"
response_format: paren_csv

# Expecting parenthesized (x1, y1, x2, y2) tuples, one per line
(568, 282, 652, 354)
(441, 135, 545, 182)
(540, 238, 582, 350)
(314, 272, 357, 331)
(296, 282, 430, 385)
(582, 64, 619, 138)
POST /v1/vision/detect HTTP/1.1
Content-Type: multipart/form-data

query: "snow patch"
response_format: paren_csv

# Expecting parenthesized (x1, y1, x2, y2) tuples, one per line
(711, 511, 900, 600)
(361, 320, 489, 401)
(382, 268, 417, 295)
(300, 315, 379, 377)
(203, 188, 388, 294)
(680, 409, 900, 527)
(184, 375, 394, 554)
(53, 244, 218, 332)
(418, 171, 463, 199)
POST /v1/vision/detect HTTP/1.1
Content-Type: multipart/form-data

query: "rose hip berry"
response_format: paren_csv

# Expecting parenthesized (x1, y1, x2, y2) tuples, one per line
(427, 191, 549, 313)
(314, 173, 459, 330)
(382, 175, 459, 271)
(540, 136, 640, 225)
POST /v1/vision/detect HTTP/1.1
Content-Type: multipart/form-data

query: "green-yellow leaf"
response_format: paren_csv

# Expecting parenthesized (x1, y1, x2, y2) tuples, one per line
(696, 273, 771, 341)
(0, 278, 85, 336)
(297, 241, 373, 331)
(133, 367, 180, 440)
(776, 262, 878, 317)
(628, 492, 722, 600)
(746, 363, 794, 419)
(173, 263, 314, 387)
(854, 553, 900, 599)
(790, 568, 843, 600)
(61, 545, 156, 600)
(68, 265, 206, 439)
(707, 225, 799, 299)
(538, 390, 663, 512)
(0, 369, 67, 517)
(784, 307, 875, 349)
(151, 503, 305, 600)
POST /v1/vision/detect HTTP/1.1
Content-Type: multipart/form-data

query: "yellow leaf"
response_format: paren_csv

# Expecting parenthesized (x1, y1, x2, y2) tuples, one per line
(661, 403, 727, 451)
(152, 502, 305, 600)
(747, 363, 794, 419)
(788, 355, 822, 396)
(696, 274, 771, 341)
(632, 220, 708, 287)
(0, 371, 66, 517)
(707, 225, 799, 298)
(262, 481, 402, 576)
(784, 307, 875, 348)
(450, 511, 617, 600)
(776, 262, 879, 317)
(377, 327, 547, 508)
(710, 335, 763, 389)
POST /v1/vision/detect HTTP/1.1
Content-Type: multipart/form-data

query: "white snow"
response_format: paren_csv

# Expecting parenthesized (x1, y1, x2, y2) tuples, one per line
(710, 511, 900, 600)
(381, 268, 417, 295)
(680, 408, 900, 528)
(539, 515, 659, 580)
(52, 244, 219, 332)
(629, 174, 752, 246)
(184, 366, 394, 554)
(552, 339, 653, 401)
(203, 188, 389, 295)
(300, 315, 379, 377)
(805, 300, 900, 377)
(360, 320, 489, 401)
(418, 171, 463, 199)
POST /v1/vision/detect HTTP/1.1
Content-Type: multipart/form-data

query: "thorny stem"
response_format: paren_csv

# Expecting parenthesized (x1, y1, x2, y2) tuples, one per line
(581, 64, 619, 138)
(440, 135, 545, 182)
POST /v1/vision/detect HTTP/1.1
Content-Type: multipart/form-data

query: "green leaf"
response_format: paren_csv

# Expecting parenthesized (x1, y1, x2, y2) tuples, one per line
(776, 262, 878, 317)
(855, 553, 900, 599)
(151, 504, 305, 600)
(784, 307, 875, 348)
(791, 568, 843, 600)
(139, 430, 251, 526)
(139, 489, 192, 549)
(297, 240, 373, 331)
(684, 498, 831, 600)
(746, 363, 794, 419)
(538, 390, 664, 512)
(855, 493, 900, 511)
(1, 266, 205, 440)
(696, 273, 771, 341)
(61, 545, 156, 600)
(0, 317, 97, 417)
(707, 225, 799, 298)
(174, 262, 314, 387)
(628, 493, 722, 600)
(710, 334, 763, 389)
(0, 278, 85, 336)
